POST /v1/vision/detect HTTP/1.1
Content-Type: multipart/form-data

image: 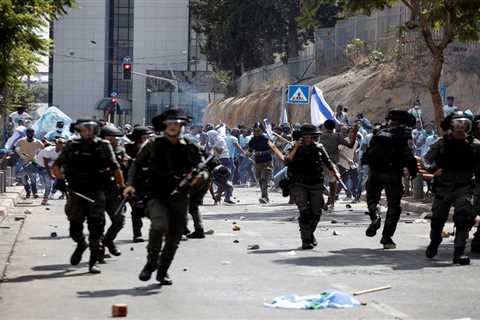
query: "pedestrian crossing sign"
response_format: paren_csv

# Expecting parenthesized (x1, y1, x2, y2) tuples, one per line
(287, 85, 310, 104)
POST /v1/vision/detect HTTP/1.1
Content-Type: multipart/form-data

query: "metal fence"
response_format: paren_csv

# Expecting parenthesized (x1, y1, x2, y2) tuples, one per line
(235, 56, 316, 95)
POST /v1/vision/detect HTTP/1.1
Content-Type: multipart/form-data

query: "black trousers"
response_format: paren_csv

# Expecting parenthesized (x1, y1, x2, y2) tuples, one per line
(366, 170, 403, 239)
(291, 183, 324, 243)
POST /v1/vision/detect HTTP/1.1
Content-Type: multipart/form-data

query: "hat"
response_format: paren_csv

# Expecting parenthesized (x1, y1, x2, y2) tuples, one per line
(299, 124, 320, 136)
(127, 126, 154, 141)
(151, 109, 191, 132)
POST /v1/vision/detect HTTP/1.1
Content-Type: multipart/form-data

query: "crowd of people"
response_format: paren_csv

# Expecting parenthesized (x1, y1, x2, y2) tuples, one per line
(3, 93, 480, 284)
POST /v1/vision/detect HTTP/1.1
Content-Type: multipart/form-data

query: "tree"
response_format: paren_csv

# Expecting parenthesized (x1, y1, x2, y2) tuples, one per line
(314, 0, 480, 127)
(0, 0, 76, 114)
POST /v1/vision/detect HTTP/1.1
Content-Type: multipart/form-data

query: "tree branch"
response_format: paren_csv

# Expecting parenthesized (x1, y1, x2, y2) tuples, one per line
(400, 0, 414, 10)
(439, 0, 457, 51)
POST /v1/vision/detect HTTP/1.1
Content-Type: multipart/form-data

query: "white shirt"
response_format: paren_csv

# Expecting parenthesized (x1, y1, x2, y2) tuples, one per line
(408, 107, 422, 123)
(35, 146, 60, 168)
(9, 111, 31, 128)
(443, 105, 458, 117)
(215, 137, 230, 159)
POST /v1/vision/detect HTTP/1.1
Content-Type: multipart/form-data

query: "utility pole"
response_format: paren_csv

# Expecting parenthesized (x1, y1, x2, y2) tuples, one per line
(132, 71, 179, 109)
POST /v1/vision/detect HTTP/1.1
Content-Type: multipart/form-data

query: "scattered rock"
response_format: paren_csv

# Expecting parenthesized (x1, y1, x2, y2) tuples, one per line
(112, 304, 128, 317)
(331, 220, 338, 224)
(14, 216, 25, 221)
(333, 230, 340, 236)
(50, 232, 57, 238)
(247, 244, 260, 250)
(204, 229, 215, 235)
(130, 247, 134, 251)
(346, 204, 352, 209)
(233, 240, 239, 243)
(183, 268, 188, 272)
(320, 227, 329, 231)
(239, 216, 246, 220)
(233, 225, 241, 231)
(24, 210, 31, 214)
(45, 208, 50, 211)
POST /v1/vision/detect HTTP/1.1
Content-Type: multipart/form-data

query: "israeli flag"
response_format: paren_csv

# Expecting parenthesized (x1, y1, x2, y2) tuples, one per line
(310, 86, 336, 126)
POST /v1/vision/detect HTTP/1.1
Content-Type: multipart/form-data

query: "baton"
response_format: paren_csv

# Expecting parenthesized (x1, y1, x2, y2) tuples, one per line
(67, 188, 95, 203)
(113, 196, 128, 216)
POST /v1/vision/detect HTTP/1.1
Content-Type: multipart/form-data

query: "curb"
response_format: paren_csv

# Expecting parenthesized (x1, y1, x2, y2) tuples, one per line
(0, 186, 24, 222)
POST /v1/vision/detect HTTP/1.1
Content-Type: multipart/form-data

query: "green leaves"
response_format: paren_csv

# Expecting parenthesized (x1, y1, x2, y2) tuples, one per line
(0, 0, 75, 100)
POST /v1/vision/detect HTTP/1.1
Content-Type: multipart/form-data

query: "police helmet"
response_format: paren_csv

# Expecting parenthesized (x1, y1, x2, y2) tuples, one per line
(450, 111, 472, 133)
(152, 109, 192, 132)
(74, 118, 100, 135)
(386, 109, 416, 127)
(100, 125, 123, 138)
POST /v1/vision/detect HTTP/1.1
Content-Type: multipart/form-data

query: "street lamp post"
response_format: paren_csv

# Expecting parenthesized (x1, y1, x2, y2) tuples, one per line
(132, 71, 179, 109)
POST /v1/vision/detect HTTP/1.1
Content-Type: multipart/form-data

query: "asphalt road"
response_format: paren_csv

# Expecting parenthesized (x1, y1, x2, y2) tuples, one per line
(0, 187, 478, 320)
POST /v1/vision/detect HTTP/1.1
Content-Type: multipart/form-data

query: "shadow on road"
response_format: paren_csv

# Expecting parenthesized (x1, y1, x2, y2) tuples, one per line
(2, 270, 90, 283)
(31, 263, 88, 271)
(271, 246, 458, 271)
(77, 284, 161, 298)
(29, 236, 70, 240)
(248, 248, 301, 254)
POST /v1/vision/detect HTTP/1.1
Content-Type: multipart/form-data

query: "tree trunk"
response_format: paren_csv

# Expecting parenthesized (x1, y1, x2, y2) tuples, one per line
(262, 36, 274, 65)
(429, 54, 445, 129)
(287, 1, 300, 59)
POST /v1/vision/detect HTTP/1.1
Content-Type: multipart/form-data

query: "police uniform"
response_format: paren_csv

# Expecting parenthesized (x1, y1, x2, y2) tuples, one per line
(54, 135, 120, 273)
(286, 124, 335, 249)
(423, 112, 480, 264)
(364, 110, 417, 249)
(127, 110, 201, 284)
(100, 125, 128, 257)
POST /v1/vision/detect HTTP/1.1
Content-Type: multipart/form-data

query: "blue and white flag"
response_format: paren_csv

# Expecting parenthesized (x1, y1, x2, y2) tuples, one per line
(263, 118, 274, 140)
(310, 86, 336, 126)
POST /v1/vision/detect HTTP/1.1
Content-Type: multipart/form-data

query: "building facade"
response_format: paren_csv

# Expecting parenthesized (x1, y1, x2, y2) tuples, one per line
(50, 0, 217, 124)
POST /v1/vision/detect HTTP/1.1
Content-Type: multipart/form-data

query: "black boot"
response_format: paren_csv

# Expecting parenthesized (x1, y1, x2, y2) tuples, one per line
(156, 271, 173, 285)
(104, 239, 122, 256)
(187, 228, 205, 239)
(139, 251, 159, 281)
(380, 236, 396, 249)
(301, 241, 314, 250)
(426, 240, 441, 258)
(70, 241, 87, 266)
(89, 251, 102, 274)
(311, 234, 318, 247)
(366, 215, 381, 237)
(453, 247, 470, 265)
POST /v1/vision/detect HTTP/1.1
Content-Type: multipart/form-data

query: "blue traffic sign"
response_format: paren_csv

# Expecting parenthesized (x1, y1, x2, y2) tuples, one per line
(287, 85, 310, 104)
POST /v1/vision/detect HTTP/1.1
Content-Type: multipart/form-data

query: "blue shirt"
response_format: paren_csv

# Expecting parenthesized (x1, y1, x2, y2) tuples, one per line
(225, 135, 238, 159)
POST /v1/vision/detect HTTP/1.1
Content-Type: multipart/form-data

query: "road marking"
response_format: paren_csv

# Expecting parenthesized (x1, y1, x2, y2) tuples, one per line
(331, 283, 409, 319)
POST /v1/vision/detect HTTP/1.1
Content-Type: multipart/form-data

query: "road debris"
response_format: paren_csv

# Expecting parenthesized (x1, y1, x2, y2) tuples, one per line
(332, 230, 340, 236)
(353, 285, 392, 296)
(14, 216, 25, 221)
(264, 290, 360, 309)
(50, 232, 57, 238)
(24, 209, 32, 214)
(204, 229, 215, 235)
(239, 216, 246, 220)
(345, 204, 351, 209)
(112, 304, 128, 317)
(247, 244, 260, 250)
(331, 220, 338, 224)
(233, 240, 239, 243)
(233, 225, 241, 231)
(221, 260, 231, 265)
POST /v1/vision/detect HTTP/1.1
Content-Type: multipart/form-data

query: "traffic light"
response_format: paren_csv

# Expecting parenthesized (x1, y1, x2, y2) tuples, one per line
(122, 63, 132, 80)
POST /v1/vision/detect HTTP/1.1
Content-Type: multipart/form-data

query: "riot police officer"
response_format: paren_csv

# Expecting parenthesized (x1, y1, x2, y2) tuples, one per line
(423, 112, 480, 264)
(285, 124, 337, 249)
(125, 126, 154, 242)
(124, 109, 202, 285)
(364, 110, 417, 249)
(99, 125, 128, 258)
(52, 120, 124, 274)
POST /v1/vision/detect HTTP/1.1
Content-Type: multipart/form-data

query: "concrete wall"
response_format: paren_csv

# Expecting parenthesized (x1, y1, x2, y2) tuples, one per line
(52, 0, 107, 120)
(132, 0, 189, 124)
